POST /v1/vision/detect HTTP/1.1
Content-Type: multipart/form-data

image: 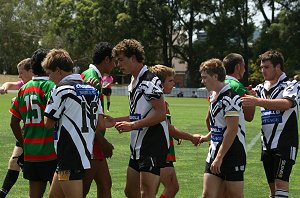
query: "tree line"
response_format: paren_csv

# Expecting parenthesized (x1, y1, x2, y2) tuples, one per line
(0, 0, 299, 87)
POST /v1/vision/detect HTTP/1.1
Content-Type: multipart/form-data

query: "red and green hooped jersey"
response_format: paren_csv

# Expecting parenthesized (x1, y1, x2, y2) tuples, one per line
(166, 102, 176, 162)
(10, 77, 56, 162)
(80, 65, 104, 102)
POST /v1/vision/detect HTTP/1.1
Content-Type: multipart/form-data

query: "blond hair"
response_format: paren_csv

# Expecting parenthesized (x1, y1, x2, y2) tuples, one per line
(149, 65, 175, 83)
(199, 58, 225, 82)
(42, 49, 73, 72)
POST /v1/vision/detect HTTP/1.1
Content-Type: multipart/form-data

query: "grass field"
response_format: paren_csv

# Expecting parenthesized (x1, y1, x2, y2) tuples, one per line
(0, 94, 299, 197)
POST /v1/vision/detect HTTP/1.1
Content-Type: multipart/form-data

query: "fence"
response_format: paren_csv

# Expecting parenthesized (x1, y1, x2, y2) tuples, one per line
(112, 86, 209, 98)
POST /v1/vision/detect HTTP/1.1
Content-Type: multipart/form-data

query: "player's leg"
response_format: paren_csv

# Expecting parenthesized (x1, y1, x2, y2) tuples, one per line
(29, 180, 48, 198)
(273, 154, 294, 198)
(262, 151, 276, 196)
(216, 182, 227, 198)
(224, 181, 244, 198)
(124, 160, 140, 198)
(0, 145, 23, 197)
(160, 166, 179, 198)
(140, 171, 160, 198)
(29, 160, 56, 198)
(202, 173, 223, 198)
(107, 95, 111, 111)
(82, 160, 97, 197)
(93, 159, 112, 198)
(50, 170, 84, 198)
(49, 172, 64, 198)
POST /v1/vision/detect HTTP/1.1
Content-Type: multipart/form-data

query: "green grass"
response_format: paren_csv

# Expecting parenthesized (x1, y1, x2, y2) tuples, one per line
(0, 94, 299, 197)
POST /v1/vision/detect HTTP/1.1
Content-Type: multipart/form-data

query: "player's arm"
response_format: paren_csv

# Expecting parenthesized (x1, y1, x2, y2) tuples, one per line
(10, 115, 23, 146)
(242, 95, 293, 111)
(44, 116, 56, 129)
(241, 94, 256, 122)
(115, 96, 166, 132)
(199, 108, 212, 144)
(0, 82, 21, 94)
(210, 116, 239, 174)
(95, 114, 114, 158)
(168, 124, 200, 146)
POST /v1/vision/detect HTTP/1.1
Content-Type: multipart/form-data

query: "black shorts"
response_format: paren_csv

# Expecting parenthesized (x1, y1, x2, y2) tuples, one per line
(204, 162, 245, 181)
(261, 150, 294, 183)
(23, 160, 57, 181)
(102, 88, 112, 96)
(56, 169, 85, 181)
(129, 157, 163, 176)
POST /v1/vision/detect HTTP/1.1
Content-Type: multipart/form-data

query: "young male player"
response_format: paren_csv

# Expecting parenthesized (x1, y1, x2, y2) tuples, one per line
(149, 65, 201, 198)
(43, 48, 112, 198)
(199, 58, 246, 198)
(0, 58, 32, 198)
(10, 49, 57, 198)
(112, 39, 169, 198)
(81, 42, 115, 198)
(242, 50, 299, 198)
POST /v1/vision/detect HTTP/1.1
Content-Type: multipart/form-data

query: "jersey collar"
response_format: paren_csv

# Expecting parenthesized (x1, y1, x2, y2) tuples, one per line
(32, 76, 49, 80)
(264, 72, 287, 90)
(210, 84, 231, 102)
(89, 64, 102, 79)
(226, 75, 238, 81)
(128, 65, 148, 91)
(59, 74, 83, 84)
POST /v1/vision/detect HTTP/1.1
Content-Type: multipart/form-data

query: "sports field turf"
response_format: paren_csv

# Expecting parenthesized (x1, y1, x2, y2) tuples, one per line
(0, 94, 299, 197)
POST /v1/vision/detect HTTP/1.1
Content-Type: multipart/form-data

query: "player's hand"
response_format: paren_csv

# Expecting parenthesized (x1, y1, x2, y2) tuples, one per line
(115, 121, 134, 133)
(241, 94, 257, 106)
(102, 140, 114, 158)
(104, 115, 116, 128)
(199, 134, 210, 144)
(210, 157, 223, 174)
(191, 134, 201, 146)
(0, 87, 7, 94)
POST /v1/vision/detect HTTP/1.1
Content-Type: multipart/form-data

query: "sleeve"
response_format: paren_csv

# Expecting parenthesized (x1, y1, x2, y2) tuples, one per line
(140, 77, 163, 101)
(282, 81, 299, 107)
(44, 88, 65, 121)
(223, 94, 242, 117)
(9, 95, 21, 119)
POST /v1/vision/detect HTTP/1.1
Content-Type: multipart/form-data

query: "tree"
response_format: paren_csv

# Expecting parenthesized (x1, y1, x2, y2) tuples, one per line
(0, 0, 48, 74)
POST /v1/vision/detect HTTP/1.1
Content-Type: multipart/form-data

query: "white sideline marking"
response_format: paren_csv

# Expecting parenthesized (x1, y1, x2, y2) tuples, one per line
(246, 132, 261, 153)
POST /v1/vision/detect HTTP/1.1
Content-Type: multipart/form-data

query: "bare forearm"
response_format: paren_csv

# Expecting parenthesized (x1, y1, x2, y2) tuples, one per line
(10, 118, 23, 145)
(169, 124, 193, 141)
(132, 109, 165, 129)
(256, 98, 293, 111)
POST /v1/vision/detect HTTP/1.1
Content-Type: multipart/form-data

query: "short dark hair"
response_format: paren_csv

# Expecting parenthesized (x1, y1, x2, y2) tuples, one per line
(31, 48, 49, 76)
(112, 39, 145, 63)
(223, 53, 244, 75)
(92, 42, 113, 65)
(42, 49, 73, 72)
(259, 50, 284, 71)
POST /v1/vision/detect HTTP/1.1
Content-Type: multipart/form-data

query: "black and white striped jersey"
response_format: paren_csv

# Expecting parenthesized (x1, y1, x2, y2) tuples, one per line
(255, 73, 299, 161)
(128, 66, 169, 161)
(45, 74, 103, 170)
(207, 84, 246, 167)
